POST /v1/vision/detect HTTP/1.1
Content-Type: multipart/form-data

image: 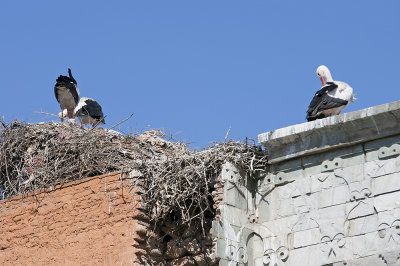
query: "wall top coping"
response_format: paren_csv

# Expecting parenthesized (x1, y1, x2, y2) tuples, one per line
(258, 100, 400, 164)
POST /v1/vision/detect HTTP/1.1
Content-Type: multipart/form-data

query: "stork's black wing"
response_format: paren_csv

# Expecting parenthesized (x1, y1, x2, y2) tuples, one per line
(307, 82, 338, 113)
(306, 82, 347, 121)
(54, 69, 79, 105)
(77, 99, 105, 122)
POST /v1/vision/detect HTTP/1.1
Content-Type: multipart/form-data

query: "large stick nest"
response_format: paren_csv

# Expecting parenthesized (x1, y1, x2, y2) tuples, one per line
(0, 121, 267, 227)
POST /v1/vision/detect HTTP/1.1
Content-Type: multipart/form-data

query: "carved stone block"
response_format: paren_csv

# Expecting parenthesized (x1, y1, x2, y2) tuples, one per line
(348, 232, 378, 258)
(372, 172, 400, 196)
(288, 245, 319, 266)
(334, 164, 365, 185)
(220, 205, 249, 227)
(364, 157, 400, 179)
(290, 211, 319, 233)
(345, 215, 378, 237)
(291, 228, 320, 249)
(224, 182, 247, 209)
(374, 190, 400, 213)
(346, 198, 375, 220)
(321, 157, 343, 172)
(318, 185, 349, 209)
(263, 246, 289, 266)
(320, 233, 347, 263)
(377, 144, 400, 159)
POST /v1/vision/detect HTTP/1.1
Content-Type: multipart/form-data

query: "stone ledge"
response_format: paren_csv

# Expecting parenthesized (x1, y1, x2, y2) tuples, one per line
(258, 100, 400, 164)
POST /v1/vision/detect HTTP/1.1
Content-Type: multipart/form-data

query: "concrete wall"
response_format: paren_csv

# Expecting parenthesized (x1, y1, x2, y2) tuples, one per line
(214, 101, 400, 265)
(0, 172, 140, 265)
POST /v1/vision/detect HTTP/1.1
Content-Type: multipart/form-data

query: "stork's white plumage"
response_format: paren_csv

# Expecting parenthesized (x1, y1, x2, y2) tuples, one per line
(306, 65, 356, 121)
(54, 68, 80, 121)
(58, 109, 77, 124)
(74, 97, 105, 127)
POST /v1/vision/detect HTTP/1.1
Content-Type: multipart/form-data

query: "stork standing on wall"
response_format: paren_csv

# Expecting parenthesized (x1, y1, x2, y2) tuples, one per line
(306, 65, 356, 121)
(54, 68, 80, 122)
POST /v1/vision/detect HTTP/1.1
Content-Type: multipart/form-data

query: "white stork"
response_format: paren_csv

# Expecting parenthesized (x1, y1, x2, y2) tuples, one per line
(74, 97, 105, 127)
(54, 68, 80, 122)
(306, 65, 356, 121)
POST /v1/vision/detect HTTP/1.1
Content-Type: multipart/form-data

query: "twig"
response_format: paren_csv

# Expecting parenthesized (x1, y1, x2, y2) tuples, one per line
(108, 113, 135, 130)
(224, 126, 231, 142)
(35, 111, 60, 118)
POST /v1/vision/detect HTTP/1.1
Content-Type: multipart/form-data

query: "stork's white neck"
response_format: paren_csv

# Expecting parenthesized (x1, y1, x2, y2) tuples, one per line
(324, 69, 333, 83)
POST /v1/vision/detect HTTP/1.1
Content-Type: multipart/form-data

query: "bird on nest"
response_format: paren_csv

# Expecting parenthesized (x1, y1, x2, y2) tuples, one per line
(54, 68, 80, 122)
(306, 65, 356, 121)
(59, 97, 105, 127)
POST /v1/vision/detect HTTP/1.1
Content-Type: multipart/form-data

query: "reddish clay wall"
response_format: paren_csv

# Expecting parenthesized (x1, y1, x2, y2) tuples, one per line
(0, 172, 139, 266)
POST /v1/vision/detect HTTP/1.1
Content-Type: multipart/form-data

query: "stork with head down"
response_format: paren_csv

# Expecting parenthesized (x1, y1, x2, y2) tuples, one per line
(59, 97, 105, 127)
(74, 97, 105, 127)
(306, 65, 356, 121)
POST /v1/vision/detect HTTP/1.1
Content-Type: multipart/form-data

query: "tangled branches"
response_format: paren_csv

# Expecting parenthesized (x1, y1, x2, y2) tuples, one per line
(0, 121, 137, 197)
(134, 140, 267, 230)
(0, 121, 267, 228)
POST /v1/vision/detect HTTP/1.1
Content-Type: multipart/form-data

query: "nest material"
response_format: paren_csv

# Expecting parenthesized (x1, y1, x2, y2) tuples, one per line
(136, 140, 267, 228)
(0, 121, 267, 227)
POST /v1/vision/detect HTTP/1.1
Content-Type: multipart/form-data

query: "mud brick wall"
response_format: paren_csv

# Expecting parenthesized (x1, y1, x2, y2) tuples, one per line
(0, 172, 140, 265)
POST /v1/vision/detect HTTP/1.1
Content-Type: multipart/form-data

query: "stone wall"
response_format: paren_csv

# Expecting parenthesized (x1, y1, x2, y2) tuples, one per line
(0, 172, 140, 265)
(214, 101, 400, 265)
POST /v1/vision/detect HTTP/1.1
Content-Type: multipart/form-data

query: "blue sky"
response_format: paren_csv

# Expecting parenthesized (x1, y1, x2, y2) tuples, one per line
(1, 1, 399, 148)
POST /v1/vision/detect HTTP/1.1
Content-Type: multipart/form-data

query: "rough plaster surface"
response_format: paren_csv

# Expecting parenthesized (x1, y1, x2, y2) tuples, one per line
(0, 172, 139, 265)
(216, 101, 400, 265)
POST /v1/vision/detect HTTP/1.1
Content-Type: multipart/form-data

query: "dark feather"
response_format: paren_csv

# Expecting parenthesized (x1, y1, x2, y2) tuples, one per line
(76, 99, 105, 123)
(306, 82, 348, 121)
(54, 69, 79, 105)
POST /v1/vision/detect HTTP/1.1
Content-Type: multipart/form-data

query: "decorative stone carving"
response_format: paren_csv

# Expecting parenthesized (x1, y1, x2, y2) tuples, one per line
(262, 172, 291, 187)
(274, 172, 289, 185)
(225, 243, 236, 261)
(349, 188, 372, 202)
(334, 164, 365, 185)
(365, 158, 400, 179)
(378, 251, 400, 265)
(263, 246, 289, 266)
(247, 212, 259, 224)
(222, 162, 249, 210)
(321, 157, 343, 172)
(222, 161, 243, 183)
(321, 233, 346, 258)
(378, 220, 400, 244)
(291, 213, 319, 232)
(346, 200, 375, 220)
(316, 172, 335, 189)
(378, 144, 400, 159)
(225, 242, 248, 263)
(256, 176, 275, 208)
(237, 246, 248, 264)
(346, 181, 374, 220)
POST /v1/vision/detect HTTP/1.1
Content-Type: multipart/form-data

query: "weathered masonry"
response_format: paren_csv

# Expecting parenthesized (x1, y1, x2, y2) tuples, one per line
(213, 101, 400, 265)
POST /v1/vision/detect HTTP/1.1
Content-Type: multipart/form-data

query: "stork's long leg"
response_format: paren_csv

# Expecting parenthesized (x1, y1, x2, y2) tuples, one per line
(60, 108, 64, 122)
(91, 120, 99, 128)
(67, 109, 74, 121)
(75, 116, 83, 128)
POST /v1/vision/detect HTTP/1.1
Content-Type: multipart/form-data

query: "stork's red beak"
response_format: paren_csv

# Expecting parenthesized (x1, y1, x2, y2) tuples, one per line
(320, 75, 326, 86)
